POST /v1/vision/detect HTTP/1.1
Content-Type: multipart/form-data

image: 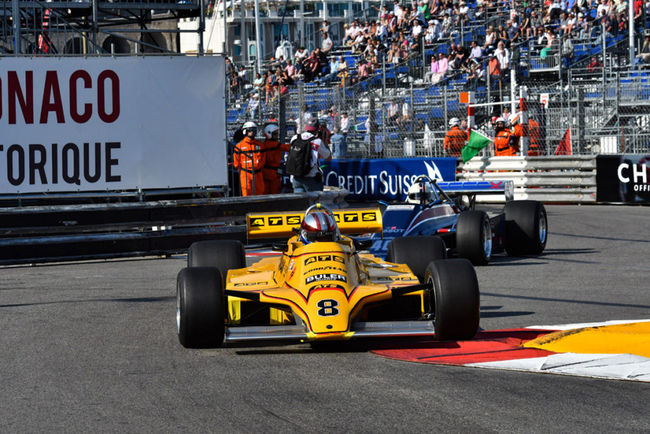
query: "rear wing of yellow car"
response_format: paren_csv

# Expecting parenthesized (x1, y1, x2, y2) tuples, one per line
(247, 208, 383, 239)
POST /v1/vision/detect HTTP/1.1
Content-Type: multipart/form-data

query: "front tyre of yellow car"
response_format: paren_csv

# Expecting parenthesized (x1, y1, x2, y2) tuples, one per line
(187, 240, 246, 285)
(177, 267, 225, 348)
(424, 259, 480, 341)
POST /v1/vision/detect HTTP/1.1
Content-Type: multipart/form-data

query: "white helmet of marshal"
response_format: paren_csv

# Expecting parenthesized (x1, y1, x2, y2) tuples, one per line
(448, 117, 460, 128)
(406, 179, 435, 204)
(264, 123, 279, 139)
(508, 112, 520, 126)
(242, 121, 258, 136)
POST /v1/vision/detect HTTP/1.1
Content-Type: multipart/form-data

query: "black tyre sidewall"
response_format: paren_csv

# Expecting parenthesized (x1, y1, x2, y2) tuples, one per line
(187, 240, 246, 282)
(386, 236, 447, 282)
(177, 267, 225, 348)
(456, 210, 491, 265)
(425, 259, 480, 341)
(504, 200, 547, 255)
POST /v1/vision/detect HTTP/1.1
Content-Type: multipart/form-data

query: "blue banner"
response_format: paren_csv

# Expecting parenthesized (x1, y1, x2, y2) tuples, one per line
(323, 158, 457, 201)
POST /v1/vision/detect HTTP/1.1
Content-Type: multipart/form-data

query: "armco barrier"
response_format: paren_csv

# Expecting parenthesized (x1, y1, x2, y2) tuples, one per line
(458, 156, 597, 204)
(0, 189, 348, 265)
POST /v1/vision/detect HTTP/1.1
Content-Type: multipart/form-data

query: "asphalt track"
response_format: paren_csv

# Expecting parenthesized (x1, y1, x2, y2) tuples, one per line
(1, 205, 649, 432)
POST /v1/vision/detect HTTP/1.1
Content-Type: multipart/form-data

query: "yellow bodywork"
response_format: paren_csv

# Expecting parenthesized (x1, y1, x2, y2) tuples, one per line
(225, 234, 425, 341)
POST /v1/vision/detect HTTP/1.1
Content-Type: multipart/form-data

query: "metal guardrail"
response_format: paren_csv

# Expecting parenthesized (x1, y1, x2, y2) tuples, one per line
(458, 155, 597, 204)
(0, 188, 349, 265)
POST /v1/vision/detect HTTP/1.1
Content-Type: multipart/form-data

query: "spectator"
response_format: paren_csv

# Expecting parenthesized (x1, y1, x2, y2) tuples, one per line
(294, 46, 308, 64)
(469, 40, 484, 62)
(495, 41, 510, 83)
(561, 33, 574, 65)
(387, 100, 400, 125)
(638, 35, 650, 63)
(321, 31, 333, 54)
(586, 55, 603, 72)
(488, 53, 502, 89)
(245, 92, 260, 119)
(485, 25, 498, 53)
(330, 127, 347, 159)
(339, 112, 350, 138)
(289, 117, 332, 192)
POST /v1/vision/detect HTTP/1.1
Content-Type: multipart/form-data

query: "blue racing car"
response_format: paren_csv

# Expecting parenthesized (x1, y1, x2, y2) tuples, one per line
(369, 175, 548, 265)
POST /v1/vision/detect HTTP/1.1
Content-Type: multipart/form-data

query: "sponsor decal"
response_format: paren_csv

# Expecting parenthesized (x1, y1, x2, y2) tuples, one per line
(249, 214, 302, 228)
(305, 266, 347, 274)
(323, 158, 456, 200)
(305, 274, 347, 284)
(232, 281, 269, 287)
(617, 160, 649, 192)
(304, 255, 345, 265)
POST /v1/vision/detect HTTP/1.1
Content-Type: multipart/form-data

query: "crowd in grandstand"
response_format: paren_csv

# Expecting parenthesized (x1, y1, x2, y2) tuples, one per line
(225, 0, 650, 111)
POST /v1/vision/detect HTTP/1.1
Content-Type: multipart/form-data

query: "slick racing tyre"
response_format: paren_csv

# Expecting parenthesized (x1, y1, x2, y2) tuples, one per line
(187, 240, 246, 283)
(177, 267, 225, 348)
(424, 259, 480, 341)
(456, 210, 492, 265)
(504, 200, 548, 256)
(386, 236, 447, 282)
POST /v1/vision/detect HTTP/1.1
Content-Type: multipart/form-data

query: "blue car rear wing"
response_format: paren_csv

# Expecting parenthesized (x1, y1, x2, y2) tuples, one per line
(437, 181, 514, 202)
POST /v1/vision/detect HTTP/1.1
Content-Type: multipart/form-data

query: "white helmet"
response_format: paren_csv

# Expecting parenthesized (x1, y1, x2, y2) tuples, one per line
(407, 180, 435, 205)
(448, 117, 460, 128)
(264, 123, 279, 139)
(508, 113, 520, 126)
(242, 121, 258, 136)
(495, 117, 507, 128)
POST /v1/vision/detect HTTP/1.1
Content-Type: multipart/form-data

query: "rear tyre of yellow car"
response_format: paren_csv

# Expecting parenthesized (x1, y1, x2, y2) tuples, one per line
(424, 259, 479, 341)
(177, 267, 225, 348)
(187, 240, 246, 283)
(386, 236, 447, 282)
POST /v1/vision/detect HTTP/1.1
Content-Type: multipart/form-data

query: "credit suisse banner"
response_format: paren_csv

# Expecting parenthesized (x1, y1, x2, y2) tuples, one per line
(323, 158, 457, 201)
(0, 56, 226, 194)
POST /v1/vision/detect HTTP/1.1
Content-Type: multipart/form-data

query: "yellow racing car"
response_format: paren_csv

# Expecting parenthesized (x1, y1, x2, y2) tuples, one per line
(176, 204, 480, 348)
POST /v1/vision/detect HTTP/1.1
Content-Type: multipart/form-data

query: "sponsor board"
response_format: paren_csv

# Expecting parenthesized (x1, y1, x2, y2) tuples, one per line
(596, 155, 650, 203)
(1, 56, 226, 194)
(323, 158, 457, 200)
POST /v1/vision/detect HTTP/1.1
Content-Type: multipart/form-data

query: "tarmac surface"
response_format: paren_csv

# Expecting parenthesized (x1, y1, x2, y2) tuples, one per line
(1, 205, 649, 432)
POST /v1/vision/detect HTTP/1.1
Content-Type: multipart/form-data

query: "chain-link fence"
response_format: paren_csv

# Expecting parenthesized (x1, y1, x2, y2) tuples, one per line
(228, 55, 650, 158)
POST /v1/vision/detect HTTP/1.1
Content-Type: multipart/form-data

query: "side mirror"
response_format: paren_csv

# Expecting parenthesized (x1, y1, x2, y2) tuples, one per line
(272, 242, 288, 252)
(353, 238, 373, 251)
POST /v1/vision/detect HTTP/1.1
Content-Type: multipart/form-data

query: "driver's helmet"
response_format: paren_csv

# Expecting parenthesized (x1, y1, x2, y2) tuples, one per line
(264, 123, 279, 139)
(407, 180, 435, 204)
(299, 212, 339, 243)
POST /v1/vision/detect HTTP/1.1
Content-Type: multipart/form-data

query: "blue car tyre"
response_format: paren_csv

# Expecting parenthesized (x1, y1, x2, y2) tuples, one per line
(456, 210, 492, 266)
(386, 236, 447, 282)
(504, 200, 548, 256)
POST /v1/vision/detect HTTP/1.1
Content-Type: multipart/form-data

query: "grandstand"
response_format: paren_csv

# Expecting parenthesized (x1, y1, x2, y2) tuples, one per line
(224, 0, 650, 158)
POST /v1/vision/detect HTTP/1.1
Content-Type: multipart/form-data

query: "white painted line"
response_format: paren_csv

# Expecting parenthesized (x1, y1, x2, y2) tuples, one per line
(526, 318, 650, 331)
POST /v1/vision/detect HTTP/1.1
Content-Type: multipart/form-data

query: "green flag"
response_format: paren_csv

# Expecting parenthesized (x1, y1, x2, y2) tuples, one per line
(462, 130, 492, 163)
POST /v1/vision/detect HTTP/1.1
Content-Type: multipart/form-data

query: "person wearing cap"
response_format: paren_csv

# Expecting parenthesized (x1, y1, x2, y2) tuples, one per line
(443, 117, 467, 157)
(289, 116, 332, 192)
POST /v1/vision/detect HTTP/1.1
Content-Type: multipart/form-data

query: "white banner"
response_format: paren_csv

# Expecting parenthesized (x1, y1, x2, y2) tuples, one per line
(0, 56, 226, 193)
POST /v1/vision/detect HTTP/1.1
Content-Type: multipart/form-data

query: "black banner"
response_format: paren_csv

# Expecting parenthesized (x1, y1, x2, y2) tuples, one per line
(596, 155, 650, 203)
